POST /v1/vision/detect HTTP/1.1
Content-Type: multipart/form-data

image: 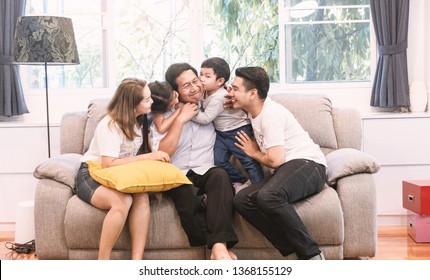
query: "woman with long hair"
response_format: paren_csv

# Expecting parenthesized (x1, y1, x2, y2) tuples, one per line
(75, 78, 170, 259)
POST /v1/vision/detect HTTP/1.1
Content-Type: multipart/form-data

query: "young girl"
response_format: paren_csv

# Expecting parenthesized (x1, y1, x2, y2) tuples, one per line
(148, 81, 181, 149)
(75, 78, 170, 260)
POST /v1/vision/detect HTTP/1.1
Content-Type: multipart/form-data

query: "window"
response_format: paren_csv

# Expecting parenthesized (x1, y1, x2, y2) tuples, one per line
(22, 0, 373, 92)
(280, 0, 371, 84)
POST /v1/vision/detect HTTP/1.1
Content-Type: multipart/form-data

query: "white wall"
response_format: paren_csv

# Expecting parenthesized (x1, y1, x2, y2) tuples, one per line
(0, 1, 429, 230)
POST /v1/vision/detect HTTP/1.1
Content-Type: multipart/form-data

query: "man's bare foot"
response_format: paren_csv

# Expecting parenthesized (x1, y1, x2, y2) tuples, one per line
(228, 250, 238, 260)
(210, 243, 232, 260)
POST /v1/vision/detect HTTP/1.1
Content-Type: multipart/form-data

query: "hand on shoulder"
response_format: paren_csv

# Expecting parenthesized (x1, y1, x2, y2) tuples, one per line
(177, 103, 199, 123)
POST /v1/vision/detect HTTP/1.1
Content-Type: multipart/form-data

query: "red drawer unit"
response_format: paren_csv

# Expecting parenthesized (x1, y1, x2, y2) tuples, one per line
(407, 211, 430, 242)
(402, 180, 430, 215)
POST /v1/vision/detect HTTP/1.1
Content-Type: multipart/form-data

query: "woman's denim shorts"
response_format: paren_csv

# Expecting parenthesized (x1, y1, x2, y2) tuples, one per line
(75, 162, 101, 204)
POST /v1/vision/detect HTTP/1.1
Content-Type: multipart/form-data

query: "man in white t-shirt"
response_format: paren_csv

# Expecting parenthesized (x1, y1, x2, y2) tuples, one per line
(225, 66, 327, 260)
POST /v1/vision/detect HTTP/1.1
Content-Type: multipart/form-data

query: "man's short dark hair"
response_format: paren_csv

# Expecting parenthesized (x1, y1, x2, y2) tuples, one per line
(201, 57, 230, 85)
(165, 63, 198, 92)
(235, 67, 270, 99)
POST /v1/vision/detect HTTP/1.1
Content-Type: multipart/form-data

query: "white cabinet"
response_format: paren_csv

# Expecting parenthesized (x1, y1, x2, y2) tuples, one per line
(362, 113, 430, 225)
(0, 123, 59, 230)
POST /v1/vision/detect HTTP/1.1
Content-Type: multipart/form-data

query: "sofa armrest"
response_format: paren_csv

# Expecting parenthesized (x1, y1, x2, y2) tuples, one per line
(34, 179, 74, 259)
(336, 174, 377, 258)
(33, 153, 83, 259)
(325, 148, 380, 186)
(33, 153, 82, 191)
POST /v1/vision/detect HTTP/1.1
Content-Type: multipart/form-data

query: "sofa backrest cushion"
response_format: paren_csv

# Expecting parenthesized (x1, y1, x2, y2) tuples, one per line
(80, 95, 339, 154)
(83, 99, 109, 153)
(271, 94, 338, 151)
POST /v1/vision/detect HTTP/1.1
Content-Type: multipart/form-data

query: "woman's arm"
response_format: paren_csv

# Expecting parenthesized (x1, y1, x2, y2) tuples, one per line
(101, 150, 171, 168)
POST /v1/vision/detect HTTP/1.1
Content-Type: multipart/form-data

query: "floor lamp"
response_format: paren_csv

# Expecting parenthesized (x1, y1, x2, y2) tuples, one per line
(12, 16, 80, 158)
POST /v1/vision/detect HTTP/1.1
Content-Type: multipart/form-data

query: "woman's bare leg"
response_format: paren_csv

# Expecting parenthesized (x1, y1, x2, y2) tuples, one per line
(128, 192, 151, 260)
(91, 186, 132, 260)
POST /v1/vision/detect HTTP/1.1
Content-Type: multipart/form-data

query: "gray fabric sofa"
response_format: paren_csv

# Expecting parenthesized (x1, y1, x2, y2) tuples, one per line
(33, 94, 380, 260)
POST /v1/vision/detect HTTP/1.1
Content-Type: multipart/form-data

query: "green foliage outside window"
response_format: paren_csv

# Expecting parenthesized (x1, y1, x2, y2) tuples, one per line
(287, 0, 370, 82)
(204, 0, 280, 82)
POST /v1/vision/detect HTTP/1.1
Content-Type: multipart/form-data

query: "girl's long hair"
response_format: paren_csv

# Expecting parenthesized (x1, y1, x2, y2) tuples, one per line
(136, 114, 151, 155)
(149, 81, 174, 114)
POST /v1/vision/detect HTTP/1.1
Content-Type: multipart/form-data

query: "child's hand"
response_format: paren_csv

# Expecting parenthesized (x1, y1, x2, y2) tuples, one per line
(177, 103, 199, 123)
(224, 90, 235, 109)
(175, 102, 184, 110)
(224, 83, 232, 92)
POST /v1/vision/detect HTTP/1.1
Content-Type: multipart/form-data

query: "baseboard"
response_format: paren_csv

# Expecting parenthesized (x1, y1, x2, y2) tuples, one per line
(377, 215, 407, 226)
(0, 223, 15, 232)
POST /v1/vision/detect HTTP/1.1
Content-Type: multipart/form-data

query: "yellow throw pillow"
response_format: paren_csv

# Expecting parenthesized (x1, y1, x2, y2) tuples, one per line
(87, 160, 191, 193)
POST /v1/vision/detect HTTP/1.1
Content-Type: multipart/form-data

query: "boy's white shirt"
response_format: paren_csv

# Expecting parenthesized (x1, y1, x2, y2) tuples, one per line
(192, 87, 250, 132)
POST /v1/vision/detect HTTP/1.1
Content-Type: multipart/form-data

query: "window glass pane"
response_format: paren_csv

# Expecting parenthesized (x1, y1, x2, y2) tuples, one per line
(284, 0, 370, 83)
(203, 0, 279, 82)
(24, 0, 103, 88)
(112, 0, 191, 83)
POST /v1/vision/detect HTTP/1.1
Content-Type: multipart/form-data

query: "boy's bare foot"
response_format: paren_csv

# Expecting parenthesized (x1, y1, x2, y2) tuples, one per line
(210, 243, 233, 260)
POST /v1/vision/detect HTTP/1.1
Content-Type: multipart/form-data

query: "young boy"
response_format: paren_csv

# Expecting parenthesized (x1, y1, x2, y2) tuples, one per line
(193, 57, 264, 191)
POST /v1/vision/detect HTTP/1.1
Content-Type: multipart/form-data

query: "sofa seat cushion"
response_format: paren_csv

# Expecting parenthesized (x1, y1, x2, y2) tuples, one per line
(233, 186, 344, 248)
(65, 186, 343, 253)
(64, 193, 191, 250)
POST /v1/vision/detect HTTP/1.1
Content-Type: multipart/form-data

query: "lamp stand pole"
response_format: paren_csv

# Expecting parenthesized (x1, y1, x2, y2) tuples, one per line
(44, 61, 51, 158)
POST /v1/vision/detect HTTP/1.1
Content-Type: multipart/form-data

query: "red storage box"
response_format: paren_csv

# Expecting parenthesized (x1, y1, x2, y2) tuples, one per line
(407, 211, 430, 242)
(402, 180, 430, 215)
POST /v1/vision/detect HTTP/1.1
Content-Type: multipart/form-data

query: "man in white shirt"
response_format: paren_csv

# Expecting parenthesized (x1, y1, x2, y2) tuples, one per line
(225, 66, 327, 260)
(155, 63, 238, 260)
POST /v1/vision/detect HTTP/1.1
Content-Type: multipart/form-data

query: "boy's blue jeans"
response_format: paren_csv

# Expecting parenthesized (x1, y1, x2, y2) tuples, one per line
(233, 158, 326, 259)
(214, 124, 264, 184)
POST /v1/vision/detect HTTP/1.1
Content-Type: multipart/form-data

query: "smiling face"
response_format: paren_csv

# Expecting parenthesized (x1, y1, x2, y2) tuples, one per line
(230, 76, 252, 110)
(135, 85, 153, 116)
(175, 69, 204, 104)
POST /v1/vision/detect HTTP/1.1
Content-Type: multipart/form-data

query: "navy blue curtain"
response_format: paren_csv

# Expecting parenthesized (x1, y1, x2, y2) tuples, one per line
(0, 0, 29, 117)
(370, 0, 410, 108)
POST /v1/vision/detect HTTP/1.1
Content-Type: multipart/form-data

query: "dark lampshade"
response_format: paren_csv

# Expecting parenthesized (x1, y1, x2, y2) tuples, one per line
(12, 16, 79, 65)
